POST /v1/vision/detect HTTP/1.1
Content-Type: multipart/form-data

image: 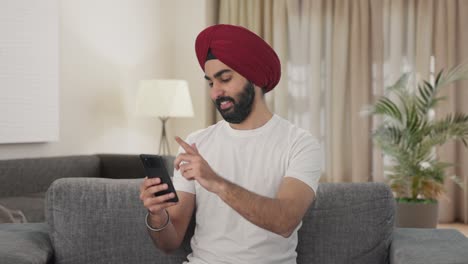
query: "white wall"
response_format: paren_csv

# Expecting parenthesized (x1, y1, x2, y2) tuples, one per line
(0, 0, 215, 159)
(169, 0, 217, 153)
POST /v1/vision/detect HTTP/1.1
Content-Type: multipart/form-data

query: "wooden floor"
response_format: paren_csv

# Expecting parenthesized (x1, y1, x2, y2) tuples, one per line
(437, 223, 468, 236)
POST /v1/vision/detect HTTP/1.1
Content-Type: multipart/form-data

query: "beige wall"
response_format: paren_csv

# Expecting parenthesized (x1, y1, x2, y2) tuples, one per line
(0, 0, 215, 159)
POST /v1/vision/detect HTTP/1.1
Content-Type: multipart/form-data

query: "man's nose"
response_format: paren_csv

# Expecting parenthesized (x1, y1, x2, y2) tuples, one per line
(211, 83, 225, 99)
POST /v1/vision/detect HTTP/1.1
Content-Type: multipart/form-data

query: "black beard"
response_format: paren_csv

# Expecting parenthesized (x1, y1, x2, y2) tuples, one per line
(213, 81, 255, 124)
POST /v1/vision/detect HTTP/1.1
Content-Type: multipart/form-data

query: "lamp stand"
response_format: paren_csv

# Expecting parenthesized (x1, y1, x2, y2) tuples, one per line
(159, 117, 170, 155)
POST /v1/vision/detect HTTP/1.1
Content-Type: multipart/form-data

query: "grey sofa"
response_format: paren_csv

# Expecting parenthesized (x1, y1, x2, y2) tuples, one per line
(0, 154, 158, 223)
(1, 155, 468, 264)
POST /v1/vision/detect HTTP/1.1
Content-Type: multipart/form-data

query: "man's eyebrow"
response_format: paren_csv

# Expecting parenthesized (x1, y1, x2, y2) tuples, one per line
(204, 69, 232, 80)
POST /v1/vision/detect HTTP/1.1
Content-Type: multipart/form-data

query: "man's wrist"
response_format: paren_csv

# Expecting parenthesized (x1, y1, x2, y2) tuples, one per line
(146, 209, 170, 232)
(148, 210, 168, 227)
(214, 176, 229, 196)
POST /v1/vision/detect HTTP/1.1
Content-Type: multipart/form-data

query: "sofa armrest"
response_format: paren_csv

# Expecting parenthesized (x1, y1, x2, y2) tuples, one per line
(390, 228, 468, 264)
(46, 177, 189, 264)
(0, 223, 53, 264)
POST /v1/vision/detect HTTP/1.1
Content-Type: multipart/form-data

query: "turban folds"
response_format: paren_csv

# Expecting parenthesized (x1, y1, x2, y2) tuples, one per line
(195, 24, 281, 93)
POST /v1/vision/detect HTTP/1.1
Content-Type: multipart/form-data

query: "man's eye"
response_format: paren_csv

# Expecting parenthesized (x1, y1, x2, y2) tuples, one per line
(208, 82, 213, 87)
(221, 78, 231, 83)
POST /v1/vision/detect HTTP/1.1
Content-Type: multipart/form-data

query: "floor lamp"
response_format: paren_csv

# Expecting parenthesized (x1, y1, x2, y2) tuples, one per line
(136, 80, 194, 155)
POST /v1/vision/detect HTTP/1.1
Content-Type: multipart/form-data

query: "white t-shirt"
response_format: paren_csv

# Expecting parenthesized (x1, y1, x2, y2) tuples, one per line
(172, 114, 321, 264)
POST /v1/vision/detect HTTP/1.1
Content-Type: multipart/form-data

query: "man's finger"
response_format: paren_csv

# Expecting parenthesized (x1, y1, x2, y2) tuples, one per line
(182, 170, 196, 181)
(144, 177, 161, 189)
(140, 177, 160, 194)
(191, 143, 199, 154)
(174, 153, 194, 170)
(175, 136, 196, 154)
(179, 163, 191, 174)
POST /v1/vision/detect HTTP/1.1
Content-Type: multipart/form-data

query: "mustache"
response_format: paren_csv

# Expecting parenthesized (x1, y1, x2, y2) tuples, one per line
(215, 96, 235, 107)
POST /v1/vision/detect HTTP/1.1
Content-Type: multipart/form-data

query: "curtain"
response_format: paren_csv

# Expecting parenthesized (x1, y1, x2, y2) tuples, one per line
(383, 0, 468, 223)
(219, 0, 378, 183)
(218, 0, 289, 121)
(216, 0, 468, 223)
(286, 0, 378, 183)
(432, 0, 468, 223)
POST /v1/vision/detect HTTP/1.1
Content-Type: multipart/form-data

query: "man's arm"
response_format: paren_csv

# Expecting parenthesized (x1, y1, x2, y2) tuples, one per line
(217, 177, 315, 238)
(174, 136, 316, 238)
(140, 178, 195, 253)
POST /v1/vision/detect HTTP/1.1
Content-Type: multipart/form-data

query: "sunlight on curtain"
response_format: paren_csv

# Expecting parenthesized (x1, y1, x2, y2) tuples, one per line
(382, 0, 468, 223)
(285, 0, 468, 223)
(287, 0, 375, 183)
(217, 0, 468, 223)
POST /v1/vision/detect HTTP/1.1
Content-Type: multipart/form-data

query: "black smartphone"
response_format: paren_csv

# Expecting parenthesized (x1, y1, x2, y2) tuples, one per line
(140, 154, 179, 203)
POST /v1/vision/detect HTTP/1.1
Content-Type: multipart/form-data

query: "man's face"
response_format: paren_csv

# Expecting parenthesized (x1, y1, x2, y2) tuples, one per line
(204, 60, 255, 124)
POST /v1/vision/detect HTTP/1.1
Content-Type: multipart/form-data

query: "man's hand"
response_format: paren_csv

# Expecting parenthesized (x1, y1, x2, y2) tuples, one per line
(174, 136, 224, 194)
(139, 176, 196, 253)
(139, 177, 177, 218)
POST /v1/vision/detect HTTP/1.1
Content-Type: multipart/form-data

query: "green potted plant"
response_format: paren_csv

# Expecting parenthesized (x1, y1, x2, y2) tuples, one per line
(365, 64, 468, 228)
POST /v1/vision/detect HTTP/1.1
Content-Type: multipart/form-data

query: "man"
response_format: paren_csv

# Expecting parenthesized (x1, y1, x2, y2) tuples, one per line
(139, 24, 321, 264)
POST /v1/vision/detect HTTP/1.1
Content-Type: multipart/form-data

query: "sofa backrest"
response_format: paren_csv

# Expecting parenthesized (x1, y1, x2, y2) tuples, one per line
(0, 155, 100, 197)
(46, 175, 395, 264)
(0, 154, 169, 222)
(0, 154, 175, 198)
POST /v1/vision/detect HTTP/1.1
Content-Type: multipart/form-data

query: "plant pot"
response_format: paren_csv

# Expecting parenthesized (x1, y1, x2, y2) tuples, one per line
(395, 201, 439, 228)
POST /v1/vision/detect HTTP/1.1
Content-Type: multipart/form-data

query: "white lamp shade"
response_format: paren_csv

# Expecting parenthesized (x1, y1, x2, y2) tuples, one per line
(136, 79, 194, 117)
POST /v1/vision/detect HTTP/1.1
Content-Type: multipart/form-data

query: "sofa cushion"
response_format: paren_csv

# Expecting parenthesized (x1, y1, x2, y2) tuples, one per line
(390, 228, 468, 264)
(297, 182, 395, 264)
(0, 192, 46, 222)
(0, 223, 53, 264)
(46, 177, 188, 264)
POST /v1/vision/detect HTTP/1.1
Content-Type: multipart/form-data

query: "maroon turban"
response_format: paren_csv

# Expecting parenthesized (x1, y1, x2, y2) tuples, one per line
(195, 24, 281, 93)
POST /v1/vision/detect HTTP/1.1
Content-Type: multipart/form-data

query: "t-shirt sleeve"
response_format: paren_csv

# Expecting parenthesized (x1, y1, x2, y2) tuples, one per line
(171, 136, 196, 194)
(285, 131, 322, 194)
